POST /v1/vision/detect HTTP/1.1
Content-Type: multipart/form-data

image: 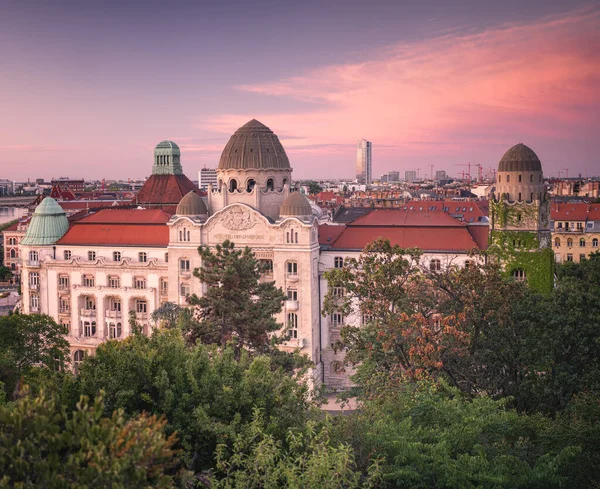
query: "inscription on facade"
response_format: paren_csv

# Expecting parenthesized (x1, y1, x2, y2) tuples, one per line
(214, 234, 265, 241)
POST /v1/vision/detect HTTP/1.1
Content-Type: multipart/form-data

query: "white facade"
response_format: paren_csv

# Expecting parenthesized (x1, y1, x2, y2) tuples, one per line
(198, 168, 217, 190)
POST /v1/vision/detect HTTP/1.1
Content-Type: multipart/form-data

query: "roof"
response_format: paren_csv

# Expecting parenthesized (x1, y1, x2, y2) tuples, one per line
(329, 227, 481, 252)
(57, 224, 169, 247)
(77, 208, 172, 224)
(176, 191, 208, 216)
(218, 119, 291, 170)
(351, 209, 465, 227)
(498, 144, 542, 172)
(134, 174, 197, 206)
(155, 140, 180, 152)
(280, 191, 312, 217)
(318, 224, 346, 245)
(21, 197, 69, 246)
(551, 203, 600, 221)
(332, 206, 375, 223)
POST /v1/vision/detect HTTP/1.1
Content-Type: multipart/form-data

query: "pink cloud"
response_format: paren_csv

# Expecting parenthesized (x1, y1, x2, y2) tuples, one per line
(199, 6, 600, 174)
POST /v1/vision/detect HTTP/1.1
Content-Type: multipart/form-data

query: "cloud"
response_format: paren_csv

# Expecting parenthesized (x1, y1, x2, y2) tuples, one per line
(198, 6, 600, 175)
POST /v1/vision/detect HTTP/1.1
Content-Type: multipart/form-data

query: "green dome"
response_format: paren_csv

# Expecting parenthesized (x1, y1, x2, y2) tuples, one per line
(21, 197, 69, 245)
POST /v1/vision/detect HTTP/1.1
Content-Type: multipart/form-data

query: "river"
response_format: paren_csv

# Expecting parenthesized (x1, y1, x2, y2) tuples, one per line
(0, 207, 27, 227)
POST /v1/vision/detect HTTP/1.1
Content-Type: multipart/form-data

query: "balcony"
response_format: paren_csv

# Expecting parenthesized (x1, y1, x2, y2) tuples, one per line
(29, 283, 39, 291)
(286, 300, 299, 311)
(59, 308, 70, 316)
(30, 306, 39, 313)
(180, 271, 191, 279)
(80, 308, 97, 318)
(286, 274, 299, 283)
(285, 337, 305, 348)
(27, 260, 40, 267)
(136, 312, 148, 320)
(105, 310, 122, 319)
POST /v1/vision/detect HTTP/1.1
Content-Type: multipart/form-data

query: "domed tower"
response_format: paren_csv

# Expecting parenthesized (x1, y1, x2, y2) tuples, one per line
(490, 143, 552, 293)
(280, 191, 313, 221)
(176, 191, 208, 219)
(208, 119, 292, 219)
(153, 140, 183, 175)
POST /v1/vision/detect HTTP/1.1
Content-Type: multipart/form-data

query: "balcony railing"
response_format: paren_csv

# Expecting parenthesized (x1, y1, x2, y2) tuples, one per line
(285, 337, 305, 348)
(136, 312, 148, 320)
(27, 260, 40, 267)
(80, 308, 97, 317)
(286, 274, 299, 283)
(29, 283, 39, 291)
(59, 308, 70, 315)
(105, 310, 122, 319)
(30, 306, 39, 313)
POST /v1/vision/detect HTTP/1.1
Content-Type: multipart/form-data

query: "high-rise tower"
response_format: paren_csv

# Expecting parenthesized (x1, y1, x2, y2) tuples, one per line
(356, 139, 372, 185)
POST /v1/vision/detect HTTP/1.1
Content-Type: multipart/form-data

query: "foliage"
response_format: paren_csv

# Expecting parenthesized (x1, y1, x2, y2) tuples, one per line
(0, 313, 69, 400)
(213, 410, 380, 489)
(188, 240, 287, 353)
(151, 301, 192, 330)
(334, 381, 580, 489)
(0, 387, 184, 488)
(0, 265, 12, 282)
(306, 181, 323, 195)
(74, 329, 315, 472)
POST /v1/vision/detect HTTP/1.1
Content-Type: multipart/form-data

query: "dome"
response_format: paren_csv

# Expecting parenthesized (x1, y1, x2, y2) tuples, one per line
(498, 144, 542, 172)
(280, 192, 312, 217)
(155, 140, 180, 153)
(21, 197, 69, 245)
(218, 119, 291, 170)
(176, 191, 208, 216)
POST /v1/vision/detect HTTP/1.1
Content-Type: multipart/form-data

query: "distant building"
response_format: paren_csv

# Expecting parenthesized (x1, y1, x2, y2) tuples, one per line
(0, 179, 13, 196)
(198, 168, 218, 190)
(379, 174, 388, 183)
(551, 203, 600, 263)
(51, 178, 85, 193)
(356, 139, 372, 185)
(435, 170, 447, 182)
(405, 171, 417, 183)
(388, 171, 400, 182)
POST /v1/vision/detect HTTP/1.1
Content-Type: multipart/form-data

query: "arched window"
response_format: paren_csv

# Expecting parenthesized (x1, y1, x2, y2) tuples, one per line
(110, 323, 122, 339)
(567, 238, 573, 247)
(246, 179, 256, 192)
(229, 179, 238, 192)
(73, 350, 85, 369)
(593, 238, 598, 248)
(430, 259, 441, 271)
(580, 238, 586, 247)
(512, 269, 526, 282)
(507, 175, 510, 183)
(518, 174, 522, 182)
(530, 193, 533, 201)
(9, 249, 16, 258)
(287, 312, 298, 338)
(498, 175, 501, 183)
(554, 237, 561, 247)
(283, 178, 288, 186)
(266, 178, 274, 191)
(518, 192, 522, 201)
(530, 174, 533, 183)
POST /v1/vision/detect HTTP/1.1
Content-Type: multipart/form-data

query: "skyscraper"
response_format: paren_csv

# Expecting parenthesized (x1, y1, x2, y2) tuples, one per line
(356, 139, 372, 185)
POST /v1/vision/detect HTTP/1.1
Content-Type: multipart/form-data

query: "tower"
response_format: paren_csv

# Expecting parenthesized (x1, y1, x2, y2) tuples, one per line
(207, 119, 292, 219)
(356, 139, 372, 185)
(153, 140, 183, 175)
(490, 143, 553, 293)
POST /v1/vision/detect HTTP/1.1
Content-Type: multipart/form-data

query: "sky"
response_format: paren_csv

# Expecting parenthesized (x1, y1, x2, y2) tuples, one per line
(0, 0, 598, 181)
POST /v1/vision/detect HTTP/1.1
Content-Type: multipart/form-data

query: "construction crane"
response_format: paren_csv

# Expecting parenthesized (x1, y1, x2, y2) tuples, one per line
(455, 163, 471, 182)
(471, 164, 482, 183)
(563, 168, 570, 179)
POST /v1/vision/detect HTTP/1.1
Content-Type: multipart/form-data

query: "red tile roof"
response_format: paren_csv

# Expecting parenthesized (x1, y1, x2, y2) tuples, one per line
(330, 227, 481, 252)
(318, 224, 346, 245)
(551, 203, 600, 221)
(134, 174, 197, 206)
(57, 224, 169, 247)
(352, 209, 465, 227)
(78, 208, 172, 224)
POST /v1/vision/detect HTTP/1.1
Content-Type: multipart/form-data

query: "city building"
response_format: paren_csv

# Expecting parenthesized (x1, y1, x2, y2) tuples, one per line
(356, 139, 372, 185)
(2, 219, 29, 283)
(50, 178, 85, 193)
(405, 170, 417, 183)
(387, 171, 400, 183)
(0, 179, 13, 196)
(18, 121, 538, 388)
(198, 168, 217, 190)
(435, 170, 447, 183)
(551, 203, 600, 263)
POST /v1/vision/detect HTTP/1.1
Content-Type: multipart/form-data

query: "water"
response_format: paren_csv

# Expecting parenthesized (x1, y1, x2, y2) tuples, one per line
(0, 207, 27, 226)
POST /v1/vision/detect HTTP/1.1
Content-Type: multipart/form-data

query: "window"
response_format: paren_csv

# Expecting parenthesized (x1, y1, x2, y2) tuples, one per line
(133, 277, 146, 289)
(108, 276, 120, 288)
(334, 256, 344, 268)
(567, 254, 573, 262)
(109, 323, 122, 339)
(530, 193, 534, 202)
(518, 192, 522, 201)
(30, 294, 39, 310)
(331, 313, 344, 327)
(580, 238, 586, 247)
(287, 261, 298, 276)
(287, 288, 298, 301)
(429, 259, 441, 271)
(507, 175, 510, 183)
(83, 275, 95, 287)
(332, 287, 344, 299)
(113, 251, 121, 262)
(229, 179, 238, 192)
(530, 174, 533, 183)
(64, 250, 71, 260)
(110, 299, 121, 311)
(286, 230, 299, 244)
(260, 259, 273, 274)
(567, 238, 573, 247)
(136, 300, 147, 313)
(164, 253, 169, 263)
(246, 179, 256, 192)
(139, 252, 147, 263)
(9, 249, 16, 258)
(593, 238, 599, 248)
(580, 254, 586, 262)
(557, 222, 563, 229)
(498, 175, 501, 183)
(266, 178, 274, 191)
(554, 237, 561, 248)
(59, 275, 70, 289)
(160, 278, 168, 296)
(88, 251, 96, 261)
(180, 283, 190, 297)
(59, 296, 70, 313)
(29, 251, 38, 264)
(85, 296, 96, 310)
(287, 312, 298, 339)
(83, 321, 97, 337)
(179, 228, 191, 242)
(73, 350, 85, 368)
(29, 272, 39, 287)
(464, 260, 474, 269)
(180, 259, 190, 272)
(518, 174, 522, 182)
(512, 269, 526, 282)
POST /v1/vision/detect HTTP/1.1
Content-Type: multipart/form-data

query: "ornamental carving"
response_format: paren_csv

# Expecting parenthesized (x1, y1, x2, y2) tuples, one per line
(221, 206, 258, 230)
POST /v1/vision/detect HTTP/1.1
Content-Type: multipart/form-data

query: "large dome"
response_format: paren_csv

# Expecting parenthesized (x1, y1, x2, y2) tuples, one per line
(218, 119, 291, 170)
(498, 144, 542, 172)
(21, 197, 69, 245)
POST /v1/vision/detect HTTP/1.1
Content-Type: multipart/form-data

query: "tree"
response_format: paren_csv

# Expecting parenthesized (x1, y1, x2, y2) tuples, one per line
(0, 387, 185, 488)
(75, 329, 315, 472)
(151, 301, 192, 329)
(0, 265, 12, 282)
(307, 181, 323, 195)
(188, 240, 286, 352)
(0, 314, 69, 400)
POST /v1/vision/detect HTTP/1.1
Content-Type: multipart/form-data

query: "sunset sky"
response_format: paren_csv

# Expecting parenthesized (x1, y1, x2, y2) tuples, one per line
(1, 0, 598, 181)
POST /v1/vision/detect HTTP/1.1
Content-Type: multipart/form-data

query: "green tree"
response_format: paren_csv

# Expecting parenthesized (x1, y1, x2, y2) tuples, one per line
(0, 387, 184, 488)
(151, 301, 192, 329)
(75, 329, 315, 472)
(0, 314, 69, 400)
(188, 240, 286, 352)
(307, 181, 323, 195)
(0, 265, 12, 282)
